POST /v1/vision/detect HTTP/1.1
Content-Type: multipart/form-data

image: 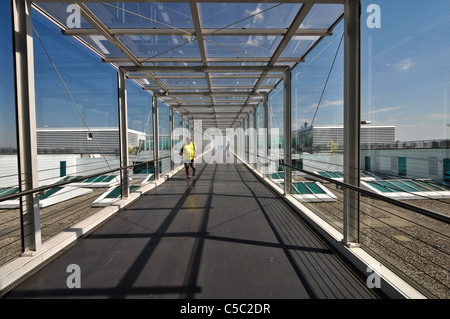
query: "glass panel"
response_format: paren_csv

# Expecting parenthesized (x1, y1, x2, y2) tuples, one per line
(294, 182, 313, 195)
(398, 157, 407, 177)
(31, 9, 121, 247)
(390, 181, 419, 193)
(305, 182, 326, 194)
(161, 78, 208, 88)
(118, 35, 200, 58)
(268, 81, 283, 174)
(366, 181, 391, 193)
(128, 79, 154, 180)
(199, 3, 302, 29)
(86, 2, 194, 29)
(0, 0, 20, 266)
(290, 17, 345, 236)
(444, 159, 450, 182)
(80, 35, 125, 58)
(35, 3, 92, 28)
(211, 78, 256, 87)
(299, 4, 344, 29)
(363, 2, 449, 298)
(292, 21, 344, 154)
(205, 36, 282, 58)
(281, 36, 320, 58)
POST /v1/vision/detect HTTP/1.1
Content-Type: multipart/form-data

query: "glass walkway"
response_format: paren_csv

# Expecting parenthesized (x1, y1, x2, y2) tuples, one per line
(1, 0, 449, 303)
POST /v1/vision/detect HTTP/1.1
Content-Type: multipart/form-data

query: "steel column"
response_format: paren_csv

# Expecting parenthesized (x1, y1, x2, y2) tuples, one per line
(343, 0, 361, 246)
(118, 68, 129, 198)
(12, 0, 41, 253)
(245, 117, 249, 163)
(252, 108, 257, 166)
(169, 107, 174, 171)
(152, 95, 160, 181)
(263, 94, 269, 175)
(283, 69, 292, 195)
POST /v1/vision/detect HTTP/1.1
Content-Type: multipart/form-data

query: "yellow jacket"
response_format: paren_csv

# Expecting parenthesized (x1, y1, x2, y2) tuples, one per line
(181, 142, 197, 160)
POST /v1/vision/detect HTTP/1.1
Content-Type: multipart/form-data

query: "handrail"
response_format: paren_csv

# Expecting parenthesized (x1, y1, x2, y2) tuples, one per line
(0, 155, 171, 203)
(235, 148, 450, 224)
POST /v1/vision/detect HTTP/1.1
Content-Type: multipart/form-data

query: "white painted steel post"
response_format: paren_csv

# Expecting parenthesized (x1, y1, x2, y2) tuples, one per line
(169, 107, 174, 171)
(284, 69, 292, 195)
(263, 94, 269, 175)
(343, 0, 361, 246)
(12, 0, 41, 253)
(152, 95, 160, 181)
(245, 117, 250, 163)
(252, 108, 257, 167)
(118, 68, 129, 198)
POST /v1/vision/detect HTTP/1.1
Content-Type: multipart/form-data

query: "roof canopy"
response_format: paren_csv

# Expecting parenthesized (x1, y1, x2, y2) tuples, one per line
(34, 1, 344, 129)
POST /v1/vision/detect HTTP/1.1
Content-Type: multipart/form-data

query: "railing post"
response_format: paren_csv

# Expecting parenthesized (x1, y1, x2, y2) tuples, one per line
(343, 0, 361, 246)
(118, 68, 129, 198)
(284, 68, 292, 195)
(12, 0, 41, 253)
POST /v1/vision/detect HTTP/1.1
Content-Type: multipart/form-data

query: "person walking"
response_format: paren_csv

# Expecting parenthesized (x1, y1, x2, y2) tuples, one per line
(180, 136, 197, 181)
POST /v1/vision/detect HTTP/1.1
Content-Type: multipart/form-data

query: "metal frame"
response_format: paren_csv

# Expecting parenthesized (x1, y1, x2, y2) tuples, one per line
(32, 0, 343, 129)
(252, 108, 257, 165)
(283, 69, 292, 195)
(152, 94, 160, 181)
(118, 68, 129, 198)
(263, 94, 269, 175)
(343, 0, 361, 246)
(65, 28, 331, 37)
(169, 107, 174, 171)
(12, 0, 41, 253)
(38, 0, 345, 4)
(19, 0, 352, 249)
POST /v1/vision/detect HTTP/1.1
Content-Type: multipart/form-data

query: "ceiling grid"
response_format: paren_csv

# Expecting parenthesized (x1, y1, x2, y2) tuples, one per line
(33, 0, 344, 130)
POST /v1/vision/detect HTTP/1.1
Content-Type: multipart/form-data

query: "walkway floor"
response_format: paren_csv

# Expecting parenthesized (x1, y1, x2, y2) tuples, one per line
(3, 162, 386, 299)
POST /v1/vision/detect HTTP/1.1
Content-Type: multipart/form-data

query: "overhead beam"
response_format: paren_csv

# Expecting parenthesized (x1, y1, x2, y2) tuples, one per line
(143, 86, 274, 91)
(105, 57, 304, 64)
(128, 74, 283, 80)
(186, 112, 248, 116)
(154, 91, 265, 97)
(171, 104, 253, 108)
(189, 2, 216, 120)
(37, 0, 345, 4)
(64, 28, 332, 37)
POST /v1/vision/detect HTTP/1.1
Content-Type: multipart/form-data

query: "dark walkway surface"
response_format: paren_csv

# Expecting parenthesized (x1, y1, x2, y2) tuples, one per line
(3, 162, 385, 299)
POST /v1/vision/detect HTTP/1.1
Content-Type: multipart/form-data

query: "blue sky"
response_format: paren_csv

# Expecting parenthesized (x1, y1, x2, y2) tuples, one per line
(1, 0, 449, 148)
